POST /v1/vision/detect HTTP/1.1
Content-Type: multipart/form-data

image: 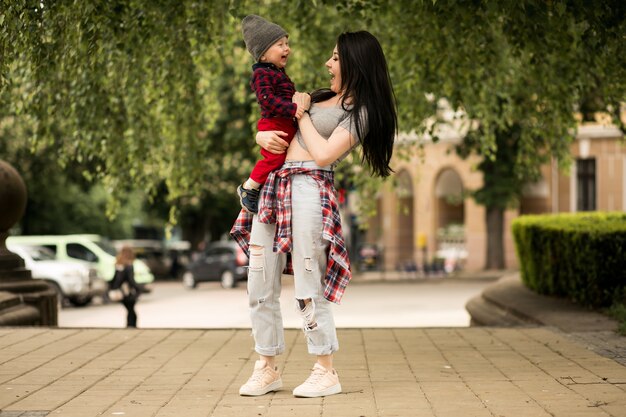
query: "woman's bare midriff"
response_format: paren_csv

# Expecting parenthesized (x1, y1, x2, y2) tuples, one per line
(285, 137, 314, 162)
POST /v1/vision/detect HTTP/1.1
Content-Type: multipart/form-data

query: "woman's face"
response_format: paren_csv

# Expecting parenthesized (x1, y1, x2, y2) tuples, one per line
(325, 45, 342, 94)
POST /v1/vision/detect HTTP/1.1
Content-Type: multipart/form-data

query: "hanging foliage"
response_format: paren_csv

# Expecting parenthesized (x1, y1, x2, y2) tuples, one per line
(1, 0, 624, 234)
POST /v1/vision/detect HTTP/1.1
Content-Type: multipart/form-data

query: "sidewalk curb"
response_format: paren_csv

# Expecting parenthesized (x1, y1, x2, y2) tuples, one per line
(486, 274, 618, 332)
(351, 269, 508, 284)
(466, 272, 619, 332)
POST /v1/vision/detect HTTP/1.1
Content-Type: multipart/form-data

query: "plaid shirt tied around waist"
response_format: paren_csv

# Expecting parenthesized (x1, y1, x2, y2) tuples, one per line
(230, 167, 352, 304)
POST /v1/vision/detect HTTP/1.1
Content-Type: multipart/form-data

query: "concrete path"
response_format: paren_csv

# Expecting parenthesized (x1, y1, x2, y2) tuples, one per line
(0, 326, 625, 417)
(57, 278, 490, 329)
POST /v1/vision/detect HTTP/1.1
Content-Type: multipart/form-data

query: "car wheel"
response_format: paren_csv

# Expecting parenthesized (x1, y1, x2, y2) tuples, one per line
(182, 271, 197, 289)
(69, 295, 93, 307)
(220, 270, 236, 289)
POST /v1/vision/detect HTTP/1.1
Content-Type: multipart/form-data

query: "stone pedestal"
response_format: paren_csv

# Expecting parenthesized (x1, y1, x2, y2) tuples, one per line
(0, 160, 57, 326)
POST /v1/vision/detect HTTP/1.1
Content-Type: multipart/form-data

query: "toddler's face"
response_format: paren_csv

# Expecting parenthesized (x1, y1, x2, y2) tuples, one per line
(261, 36, 290, 68)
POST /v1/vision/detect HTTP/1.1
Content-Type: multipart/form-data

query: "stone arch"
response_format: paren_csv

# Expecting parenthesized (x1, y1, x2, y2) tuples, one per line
(396, 169, 415, 269)
(520, 177, 550, 214)
(434, 167, 465, 271)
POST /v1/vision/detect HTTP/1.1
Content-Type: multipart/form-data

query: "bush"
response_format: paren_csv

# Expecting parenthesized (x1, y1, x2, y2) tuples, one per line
(512, 212, 626, 307)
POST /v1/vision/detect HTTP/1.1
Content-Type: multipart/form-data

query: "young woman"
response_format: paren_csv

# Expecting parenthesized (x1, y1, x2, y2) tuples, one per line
(231, 30, 397, 398)
(112, 246, 142, 328)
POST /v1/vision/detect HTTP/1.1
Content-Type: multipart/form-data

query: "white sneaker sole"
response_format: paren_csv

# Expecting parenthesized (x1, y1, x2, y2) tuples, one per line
(293, 382, 342, 398)
(239, 379, 282, 396)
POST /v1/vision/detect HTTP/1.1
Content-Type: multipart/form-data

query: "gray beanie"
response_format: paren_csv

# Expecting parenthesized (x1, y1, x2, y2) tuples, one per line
(241, 15, 288, 62)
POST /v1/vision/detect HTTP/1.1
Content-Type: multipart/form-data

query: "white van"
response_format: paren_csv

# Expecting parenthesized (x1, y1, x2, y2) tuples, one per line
(7, 244, 105, 307)
(6, 234, 154, 289)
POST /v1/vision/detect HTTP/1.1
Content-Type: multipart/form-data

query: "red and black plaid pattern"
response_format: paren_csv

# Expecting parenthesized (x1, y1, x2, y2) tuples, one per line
(250, 63, 297, 119)
(230, 167, 352, 304)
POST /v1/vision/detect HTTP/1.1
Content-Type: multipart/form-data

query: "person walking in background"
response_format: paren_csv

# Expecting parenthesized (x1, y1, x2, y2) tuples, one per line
(236, 14, 307, 214)
(112, 245, 142, 328)
(232, 30, 397, 398)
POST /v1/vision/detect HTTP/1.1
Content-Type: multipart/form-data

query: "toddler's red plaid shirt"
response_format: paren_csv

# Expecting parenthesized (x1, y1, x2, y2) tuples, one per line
(230, 167, 351, 304)
(251, 63, 297, 119)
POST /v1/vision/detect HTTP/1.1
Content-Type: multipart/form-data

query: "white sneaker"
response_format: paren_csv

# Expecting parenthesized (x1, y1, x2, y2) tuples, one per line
(239, 360, 282, 396)
(293, 363, 342, 398)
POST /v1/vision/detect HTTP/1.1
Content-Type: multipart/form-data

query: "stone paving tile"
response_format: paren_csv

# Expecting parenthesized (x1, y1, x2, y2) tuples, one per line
(0, 330, 80, 378)
(267, 404, 322, 417)
(82, 330, 214, 416)
(567, 330, 626, 367)
(0, 412, 50, 417)
(485, 330, 619, 417)
(0, 330, 128, 409)
(322, 403, 378, 416)
(0, 327, 625, 417)
(0, 329, 48, 350)
(2, 330, 164, 412)
(466, 380, 545, 409)
(524, 328, 626, 385)
(0, 385, 40, 408)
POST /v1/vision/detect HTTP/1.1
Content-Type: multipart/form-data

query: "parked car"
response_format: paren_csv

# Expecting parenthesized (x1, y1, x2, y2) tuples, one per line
(113, 239, 170, 279)
(182, 241, 247, 289)
(6, 234, 154, 291)
(7, 244, 105, 307)
(113, 239, 191, 279)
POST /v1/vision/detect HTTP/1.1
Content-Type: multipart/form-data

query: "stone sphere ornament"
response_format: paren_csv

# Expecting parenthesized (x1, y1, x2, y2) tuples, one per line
(0, 160, 57, 326)
(0, 160, 27, 232)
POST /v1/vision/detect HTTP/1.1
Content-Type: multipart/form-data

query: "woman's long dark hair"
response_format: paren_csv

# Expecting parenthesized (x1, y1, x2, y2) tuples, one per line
(312, 31, 397, 177)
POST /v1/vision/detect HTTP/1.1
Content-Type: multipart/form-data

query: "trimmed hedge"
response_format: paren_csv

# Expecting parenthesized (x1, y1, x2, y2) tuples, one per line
(512, 212, 626, 307)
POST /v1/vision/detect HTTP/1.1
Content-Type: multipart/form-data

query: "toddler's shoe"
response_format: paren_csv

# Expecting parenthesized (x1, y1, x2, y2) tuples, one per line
(237, 184, 260, 214)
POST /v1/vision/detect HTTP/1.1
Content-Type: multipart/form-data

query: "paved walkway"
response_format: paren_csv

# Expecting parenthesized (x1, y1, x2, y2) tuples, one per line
(0, 326, 625, 417)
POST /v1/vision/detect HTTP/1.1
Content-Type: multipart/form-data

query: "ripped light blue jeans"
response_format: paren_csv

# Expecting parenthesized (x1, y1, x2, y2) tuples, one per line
(247, 161, 339, 356)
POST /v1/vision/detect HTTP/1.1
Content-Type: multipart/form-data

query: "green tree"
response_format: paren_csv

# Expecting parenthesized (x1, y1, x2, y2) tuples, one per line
(1, 0, 231, 213)
(0, 116, 143, 237)
(369, 0, 625, 268)
(0, 0, 351, 243)
(2, 0, 624, 269)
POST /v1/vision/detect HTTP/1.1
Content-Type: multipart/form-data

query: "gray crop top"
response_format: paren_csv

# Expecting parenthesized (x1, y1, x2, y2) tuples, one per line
(295, 103, 368, 164)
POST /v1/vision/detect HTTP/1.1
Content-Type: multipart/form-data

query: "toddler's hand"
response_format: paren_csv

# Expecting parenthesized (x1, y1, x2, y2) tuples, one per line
(295, 106, 305, 120)
(293, 92, 311, 111)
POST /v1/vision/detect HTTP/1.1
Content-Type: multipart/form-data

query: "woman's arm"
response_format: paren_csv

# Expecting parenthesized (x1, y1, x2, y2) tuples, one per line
(297, 115, 355, 166)
(293, 93, 356, 166)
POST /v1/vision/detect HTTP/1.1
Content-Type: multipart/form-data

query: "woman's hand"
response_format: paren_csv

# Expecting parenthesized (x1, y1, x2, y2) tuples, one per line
(256, 130, 290, 154)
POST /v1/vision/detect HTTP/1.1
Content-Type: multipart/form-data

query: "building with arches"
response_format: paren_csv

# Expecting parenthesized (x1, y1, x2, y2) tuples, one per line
(359, 122, 625, 273)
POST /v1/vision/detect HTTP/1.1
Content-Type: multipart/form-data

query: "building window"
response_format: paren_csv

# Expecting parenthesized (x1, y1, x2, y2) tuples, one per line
(576, 158, 596, 211)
